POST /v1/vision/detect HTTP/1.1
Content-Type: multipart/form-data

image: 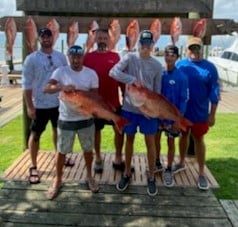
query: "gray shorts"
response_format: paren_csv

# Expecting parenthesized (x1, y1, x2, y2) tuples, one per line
(57, 124, 95, 154)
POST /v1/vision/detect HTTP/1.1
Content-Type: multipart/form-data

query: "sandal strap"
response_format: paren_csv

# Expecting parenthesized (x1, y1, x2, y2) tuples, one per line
(86, 178, 99, 193)
(29, 166, 38, 175)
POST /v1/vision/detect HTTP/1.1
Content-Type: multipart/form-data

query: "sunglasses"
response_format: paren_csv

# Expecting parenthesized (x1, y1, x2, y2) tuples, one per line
(165, 52, 177, 57)
(47, 56, 53, 66)
(68, 47, 84, 55)
(188, 45, 201, 51)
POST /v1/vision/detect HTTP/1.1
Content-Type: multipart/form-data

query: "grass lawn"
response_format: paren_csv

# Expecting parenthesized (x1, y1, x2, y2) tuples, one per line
(0, 113, 237, 199)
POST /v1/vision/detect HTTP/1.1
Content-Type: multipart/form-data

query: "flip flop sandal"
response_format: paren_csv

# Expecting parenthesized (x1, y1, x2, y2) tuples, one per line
(86, 178, 99, 193)
(47, 184, 62, 200)
(64, 157, 75, 167)
(28, 166, 40, 184)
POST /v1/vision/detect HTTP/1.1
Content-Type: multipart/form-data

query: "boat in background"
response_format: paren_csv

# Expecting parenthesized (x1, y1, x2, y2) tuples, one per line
(208, 34, 238, 87)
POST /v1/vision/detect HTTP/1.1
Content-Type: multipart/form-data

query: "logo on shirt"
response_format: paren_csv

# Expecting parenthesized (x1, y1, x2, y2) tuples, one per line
(169, 80, 176, 85)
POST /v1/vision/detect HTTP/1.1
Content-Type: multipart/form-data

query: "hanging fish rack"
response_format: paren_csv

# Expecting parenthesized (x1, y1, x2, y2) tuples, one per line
(0, 16, 238, 43)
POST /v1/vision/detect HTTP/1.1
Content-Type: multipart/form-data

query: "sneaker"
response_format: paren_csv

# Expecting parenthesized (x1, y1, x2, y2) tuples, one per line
(147, 178, 158, 196)
(155, 160, 164, 173)
(116, 175, 131, 192)
(94, 160, 103, 173)
(163, 169, 174, 187)
(198, 175, 209, 190)
(172, 163, 186, 174)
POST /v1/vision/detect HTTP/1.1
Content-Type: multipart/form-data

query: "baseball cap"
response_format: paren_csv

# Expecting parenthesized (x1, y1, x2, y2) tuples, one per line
(139, 30, 154, 46)
(68, 45, 84, 55)
(165, 45, 179, 57)
(187, 36, 203, 47)
(38, 28, 53, 37)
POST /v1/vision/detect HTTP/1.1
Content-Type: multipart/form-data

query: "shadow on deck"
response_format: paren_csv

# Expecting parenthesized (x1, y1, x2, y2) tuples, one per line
(1, 151, 219, 189)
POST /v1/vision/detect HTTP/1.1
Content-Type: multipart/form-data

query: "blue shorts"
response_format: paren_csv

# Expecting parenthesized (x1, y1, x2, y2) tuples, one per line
(121, 110, 158, 135)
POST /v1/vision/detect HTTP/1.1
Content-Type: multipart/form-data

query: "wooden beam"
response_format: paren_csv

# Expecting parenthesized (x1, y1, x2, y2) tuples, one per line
(16, 0, 213, 17)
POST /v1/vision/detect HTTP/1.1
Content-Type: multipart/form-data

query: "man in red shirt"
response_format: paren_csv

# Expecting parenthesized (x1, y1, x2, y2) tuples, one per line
(84, 29, 125, 173)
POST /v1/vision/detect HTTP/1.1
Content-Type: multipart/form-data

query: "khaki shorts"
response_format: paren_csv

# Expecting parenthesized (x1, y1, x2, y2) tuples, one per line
(57, 124, 95, 154)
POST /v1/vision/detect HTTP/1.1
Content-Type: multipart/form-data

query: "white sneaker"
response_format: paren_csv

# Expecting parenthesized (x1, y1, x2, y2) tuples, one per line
(163, 169, 174, 187)
(198, 175, 209, 190)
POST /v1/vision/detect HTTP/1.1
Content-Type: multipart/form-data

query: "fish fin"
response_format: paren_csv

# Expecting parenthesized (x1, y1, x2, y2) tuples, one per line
(179, 117, 193, 131)
(115, 117, 130, 134)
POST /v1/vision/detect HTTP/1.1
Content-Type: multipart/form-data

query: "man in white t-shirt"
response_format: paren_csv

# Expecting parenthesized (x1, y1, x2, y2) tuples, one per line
(44, 45, 99, 199)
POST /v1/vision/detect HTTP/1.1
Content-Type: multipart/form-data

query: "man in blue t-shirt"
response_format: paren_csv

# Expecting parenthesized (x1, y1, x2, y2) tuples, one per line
(174, 36, 220, 190)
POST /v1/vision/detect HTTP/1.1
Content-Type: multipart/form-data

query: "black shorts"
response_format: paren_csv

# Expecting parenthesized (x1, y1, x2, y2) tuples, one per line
(31, 107, 59, 133)
(95, 107, 122, 131)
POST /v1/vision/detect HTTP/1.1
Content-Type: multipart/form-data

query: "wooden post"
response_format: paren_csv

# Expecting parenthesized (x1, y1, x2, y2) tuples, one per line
(6, 56, 14, 73)
(22, 16, 32, 151)
(61, 39, 64, 53)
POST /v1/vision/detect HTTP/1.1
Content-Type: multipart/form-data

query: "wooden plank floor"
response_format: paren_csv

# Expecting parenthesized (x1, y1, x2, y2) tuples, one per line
(0, 181, 232, 227)
(220, 200, 238, 227)
(0, 84, 22, 128)
(0, 151, 219, 189)
(217, 87, 238, 113)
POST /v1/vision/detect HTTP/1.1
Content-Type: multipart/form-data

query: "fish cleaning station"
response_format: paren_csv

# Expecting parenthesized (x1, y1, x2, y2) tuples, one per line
(0, 0, 238, 226)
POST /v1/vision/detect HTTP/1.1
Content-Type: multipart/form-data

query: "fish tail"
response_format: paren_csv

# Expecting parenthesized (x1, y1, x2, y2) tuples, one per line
(115, 117, 130, 134)
(179, 117, 193, 131)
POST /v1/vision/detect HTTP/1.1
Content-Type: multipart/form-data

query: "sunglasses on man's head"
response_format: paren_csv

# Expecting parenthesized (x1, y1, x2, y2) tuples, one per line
(188, 45, 201, 51)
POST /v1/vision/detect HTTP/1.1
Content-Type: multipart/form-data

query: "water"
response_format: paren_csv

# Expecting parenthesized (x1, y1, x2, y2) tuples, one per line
(0, 31, 236, 72)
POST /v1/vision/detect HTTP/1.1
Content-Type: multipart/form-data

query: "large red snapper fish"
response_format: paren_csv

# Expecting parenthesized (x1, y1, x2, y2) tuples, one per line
(4, 17, 17, 57)
(126, 19, 140, 51)
(67, 20, 79, 48)
(149, 18, 161, 44)
(46, 18, 60, 46)
(60, 90, 129, 133)
(170, 17, 182, 45)
(108, 19, 121, 51)
(127, 84, 192, 131)
(85, 20, 99, 53)
(24, 16, 38, 53)
(193, 18, 207, 38)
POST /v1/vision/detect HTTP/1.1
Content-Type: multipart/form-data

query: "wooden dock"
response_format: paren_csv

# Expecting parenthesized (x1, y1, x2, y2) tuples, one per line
(0, 151, 219, 188)
(0, 151, 235, 227)
(0, 181, 233, 227)
(0, 85, 22, 128)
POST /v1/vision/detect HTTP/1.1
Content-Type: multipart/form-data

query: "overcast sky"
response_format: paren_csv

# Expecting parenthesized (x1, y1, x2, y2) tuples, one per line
(0, 0, 238, 21)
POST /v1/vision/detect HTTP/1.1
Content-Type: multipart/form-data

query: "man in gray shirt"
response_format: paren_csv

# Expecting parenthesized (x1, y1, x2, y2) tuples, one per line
(22, 28, 68, 184)
(109, 30, 163, 196)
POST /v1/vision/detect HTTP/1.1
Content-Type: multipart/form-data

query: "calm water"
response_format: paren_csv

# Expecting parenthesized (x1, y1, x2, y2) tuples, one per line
(0, 31, 236, 71)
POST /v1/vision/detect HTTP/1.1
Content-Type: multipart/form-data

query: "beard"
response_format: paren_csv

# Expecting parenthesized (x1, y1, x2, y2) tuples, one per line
(97, 42, 107, 51)
(41, 41, 53, 49)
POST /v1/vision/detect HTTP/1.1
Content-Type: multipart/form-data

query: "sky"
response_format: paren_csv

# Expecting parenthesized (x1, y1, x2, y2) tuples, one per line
(0, 0, 238, 50)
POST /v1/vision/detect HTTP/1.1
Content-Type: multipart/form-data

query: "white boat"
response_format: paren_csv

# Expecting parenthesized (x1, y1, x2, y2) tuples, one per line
(208, 36, 238, 87)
